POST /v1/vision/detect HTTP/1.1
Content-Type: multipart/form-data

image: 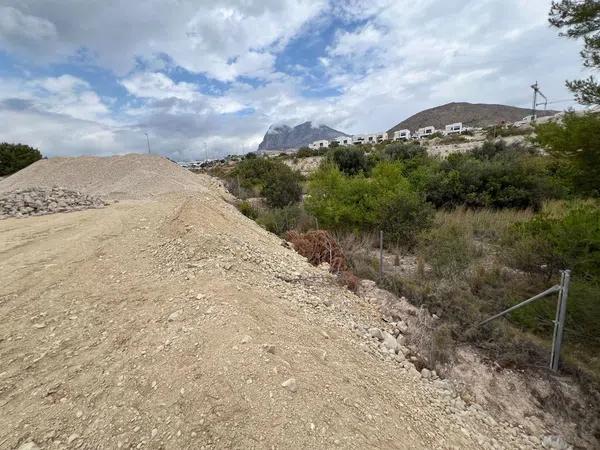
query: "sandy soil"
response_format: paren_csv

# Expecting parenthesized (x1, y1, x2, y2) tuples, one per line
(0, 186, 540, 449)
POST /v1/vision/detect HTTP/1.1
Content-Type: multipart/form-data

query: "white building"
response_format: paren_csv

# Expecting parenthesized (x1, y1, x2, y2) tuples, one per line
(365, 134, 379, 144)
(334, 136, 352, 146)
(376, 132, 389, 142)
(444, 122, 463, 135)
(393, 129, 411, 141)
(308, 139, 330, 150)
(416, 126, 436, 139)
(352, 135, 367, 145)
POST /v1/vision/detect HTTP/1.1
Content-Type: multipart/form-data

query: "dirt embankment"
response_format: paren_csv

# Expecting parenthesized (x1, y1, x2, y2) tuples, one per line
(0, 154, 578, 449)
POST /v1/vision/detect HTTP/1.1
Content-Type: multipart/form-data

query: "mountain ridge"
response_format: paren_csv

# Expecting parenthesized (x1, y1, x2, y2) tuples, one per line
(258, 121, 349, 151)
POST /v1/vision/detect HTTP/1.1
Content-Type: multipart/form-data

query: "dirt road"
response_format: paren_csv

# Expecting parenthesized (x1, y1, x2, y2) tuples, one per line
(1, 191, 539, 449)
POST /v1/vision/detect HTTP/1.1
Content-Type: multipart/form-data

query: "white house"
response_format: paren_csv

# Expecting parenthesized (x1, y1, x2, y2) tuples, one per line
(416, 126, 436, 139)
(393, 129, 411, 141)
(365, 134, 379, 144)
(444, 122, 463, 135)
(352, 135, 367, 145)
(376, 132, 389, 142)
(334, 136, 352, 146)
(308, 139, 330, 149)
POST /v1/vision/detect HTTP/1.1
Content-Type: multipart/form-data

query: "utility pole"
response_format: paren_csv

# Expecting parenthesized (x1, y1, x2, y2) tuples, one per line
(204, 142, 208, 162)
(530, 81, 548, 123)
(144, 132, 151, 154)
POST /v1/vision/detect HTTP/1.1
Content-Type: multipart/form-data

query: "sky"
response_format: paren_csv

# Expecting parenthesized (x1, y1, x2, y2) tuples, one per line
(0, 0, 587, 161)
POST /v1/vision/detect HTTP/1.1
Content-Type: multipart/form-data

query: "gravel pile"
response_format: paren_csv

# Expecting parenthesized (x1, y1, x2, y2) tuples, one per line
(0, 153, 217, 200)
(0, 187, 106, 219)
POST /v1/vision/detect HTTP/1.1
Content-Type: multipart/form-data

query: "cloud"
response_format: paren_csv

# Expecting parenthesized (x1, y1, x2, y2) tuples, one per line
(121, 73, 200, 101)
(0, 0, 327, 80)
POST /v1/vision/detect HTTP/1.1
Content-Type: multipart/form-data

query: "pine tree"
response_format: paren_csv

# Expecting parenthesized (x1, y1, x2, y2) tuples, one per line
(550, 0, 600, 104)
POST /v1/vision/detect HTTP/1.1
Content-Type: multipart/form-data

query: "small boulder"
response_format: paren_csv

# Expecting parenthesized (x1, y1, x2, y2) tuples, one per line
(381, 331, 399, 353)
(281, 378, 297, 393)
(368, 328, 383, 340)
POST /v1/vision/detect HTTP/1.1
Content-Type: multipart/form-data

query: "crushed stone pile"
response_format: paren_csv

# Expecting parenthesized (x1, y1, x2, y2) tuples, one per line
(0, 153, 223, 200)
(0, 187, 106, 219)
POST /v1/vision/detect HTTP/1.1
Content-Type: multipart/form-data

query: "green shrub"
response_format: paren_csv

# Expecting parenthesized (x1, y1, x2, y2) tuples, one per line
(237, 200, 258, 219)
(306, 161, 433, 246)
(256, 204, 305, 235)
(0, 143, 42, 176)
(330, 146, 371, 176)
(383, 142, 426, 161)
(535, 112, 600, 196)
(231, 157, 303, 207)
(423, 141, 565, 210)
(262, 167, 303, 208)
(417, 222, 476, 277)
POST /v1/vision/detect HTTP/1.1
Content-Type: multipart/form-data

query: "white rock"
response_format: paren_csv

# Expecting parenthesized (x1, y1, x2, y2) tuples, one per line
(241, 335, 252, 344)
(168, 310, 181, 322)
(541, 435, 571, 450)
(421, 368, 432, 379)
(368, 328, 383, 340)
(381, 331, 399, 353)
(18, 443, 40, 450)
(281, 378, 297, 393)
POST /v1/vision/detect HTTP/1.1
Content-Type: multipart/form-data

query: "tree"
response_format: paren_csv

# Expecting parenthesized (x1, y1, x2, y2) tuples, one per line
(0, 143, 42, 176)
(262, 167, 303, 208)
(330, 147, 370, 176)
(535, 111, 600, 195)
(549, 0, 600, 104)
(383, 142, 426, 161)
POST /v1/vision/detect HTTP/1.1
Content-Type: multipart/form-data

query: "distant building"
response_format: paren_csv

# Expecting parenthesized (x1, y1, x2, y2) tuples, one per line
(365, 134, 378, 144)
(352, 135, 366, 145)
(334, 136, 352, 146)
(393, 129, 411, 141)
(376, 132, 389, 142)
(444, 122, 463, 135)
(416, 126, 435, 139)
(308, 139, 330, 149)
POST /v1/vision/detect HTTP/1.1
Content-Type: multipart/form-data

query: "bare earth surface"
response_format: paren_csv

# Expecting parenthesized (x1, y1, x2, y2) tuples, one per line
(0, 156, 541, 449)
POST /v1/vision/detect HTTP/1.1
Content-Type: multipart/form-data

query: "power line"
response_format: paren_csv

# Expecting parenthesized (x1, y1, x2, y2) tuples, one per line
(531, 81, 548, 120)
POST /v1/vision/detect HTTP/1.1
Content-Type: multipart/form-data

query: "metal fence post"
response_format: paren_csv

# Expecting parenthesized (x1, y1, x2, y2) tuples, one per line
(379, 230, 384, 280)
(550, 270, 571, 371)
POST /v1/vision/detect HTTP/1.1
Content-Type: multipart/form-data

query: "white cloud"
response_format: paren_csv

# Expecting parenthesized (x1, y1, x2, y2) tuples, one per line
(121, 73, 200, 101)
(0, 0, 327, 80)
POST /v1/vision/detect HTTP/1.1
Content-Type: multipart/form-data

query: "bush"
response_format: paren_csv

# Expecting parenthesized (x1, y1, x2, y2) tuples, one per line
(0, 143, 42, 176)
(262, 168, 303, 208)
(306, 162, 433, 246)
(383, 142, 426, 161)
(256, 204, 304, 235)
(330, 146, 370, 176)
(232, 157, 303, 207)
(286, 229, 348, 272)
(535, 111, 600, 196)
(423, 141, 565, 210)
(237, 200, 258, 219)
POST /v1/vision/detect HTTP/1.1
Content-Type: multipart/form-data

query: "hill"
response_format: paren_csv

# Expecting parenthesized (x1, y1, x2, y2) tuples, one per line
(258, 121, 348, 151)
(387, 102, 559, 134)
